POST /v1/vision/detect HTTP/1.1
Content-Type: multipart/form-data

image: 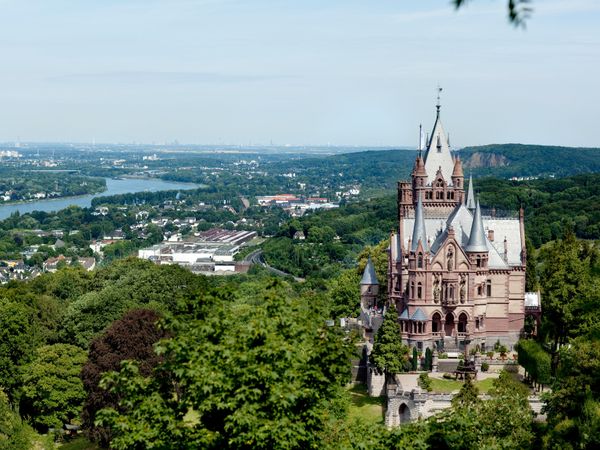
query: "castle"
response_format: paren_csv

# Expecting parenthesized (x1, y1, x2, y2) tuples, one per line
(361, 99, 530, 352)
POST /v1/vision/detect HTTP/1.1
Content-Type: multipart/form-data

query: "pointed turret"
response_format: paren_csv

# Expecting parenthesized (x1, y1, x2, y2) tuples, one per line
(396, 228, 402, 262)
(424, 99, 455, 185)
(465, 175, 476, 210)
(452, 155, 463, 178)
(361, 256, 379, 285)
(411, 195, 428, 252)
(465, 199, 488, 253)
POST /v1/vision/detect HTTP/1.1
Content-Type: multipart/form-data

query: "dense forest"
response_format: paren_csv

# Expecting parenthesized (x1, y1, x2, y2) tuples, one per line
(262, 172, 600, 278)
(0, 233, 598, 448)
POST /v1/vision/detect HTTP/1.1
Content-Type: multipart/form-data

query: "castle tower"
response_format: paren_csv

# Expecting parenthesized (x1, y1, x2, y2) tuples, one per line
(360, 257, 379, 309)
(465, 199, 489, 268)
(465, 174, 476, 210)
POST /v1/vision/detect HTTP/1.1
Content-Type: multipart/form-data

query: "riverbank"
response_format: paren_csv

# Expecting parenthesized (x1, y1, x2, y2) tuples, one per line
(0, 178, 200, 220)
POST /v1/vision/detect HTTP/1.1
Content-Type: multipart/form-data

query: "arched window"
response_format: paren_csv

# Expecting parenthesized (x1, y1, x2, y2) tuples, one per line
(417, 282, 423, 299)
(410, 281, 415, 298)
(432, 312, 441, 333)
(458, 313, 468, 333)
(417, 253, 423, 268)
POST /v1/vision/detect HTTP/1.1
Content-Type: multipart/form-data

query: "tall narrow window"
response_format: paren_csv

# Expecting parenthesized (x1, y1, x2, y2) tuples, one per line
(417, 282, 422, 299)
(486, 280, 492, 297)
(417, 253, 423, 269)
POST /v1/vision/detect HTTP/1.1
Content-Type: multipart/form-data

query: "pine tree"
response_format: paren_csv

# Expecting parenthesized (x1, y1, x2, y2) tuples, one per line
(370, 308, 408, 381)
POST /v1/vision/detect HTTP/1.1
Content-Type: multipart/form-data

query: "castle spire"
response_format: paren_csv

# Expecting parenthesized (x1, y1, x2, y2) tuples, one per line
(360, 256, 379, 285)
(436, 85, 442, 118)
(465, 174, 476, 210)
(465, 199, 488, 253)
(396, 227, 403, 262)
(411, 195, 428, 252)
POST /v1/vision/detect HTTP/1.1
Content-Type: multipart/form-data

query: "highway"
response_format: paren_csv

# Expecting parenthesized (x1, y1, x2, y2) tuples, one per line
(244, 249, 305, 282)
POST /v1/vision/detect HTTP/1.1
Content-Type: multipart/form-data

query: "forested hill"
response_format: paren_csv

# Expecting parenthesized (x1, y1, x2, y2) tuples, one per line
(279, 144, 600, 193)
(460, 143, 600, 178)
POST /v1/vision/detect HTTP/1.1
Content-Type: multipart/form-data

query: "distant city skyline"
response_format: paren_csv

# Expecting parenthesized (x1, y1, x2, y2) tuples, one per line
(0, 0, 598, 148)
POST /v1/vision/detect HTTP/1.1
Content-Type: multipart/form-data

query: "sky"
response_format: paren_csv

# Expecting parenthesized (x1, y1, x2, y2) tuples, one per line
(0, 0, 598, 147)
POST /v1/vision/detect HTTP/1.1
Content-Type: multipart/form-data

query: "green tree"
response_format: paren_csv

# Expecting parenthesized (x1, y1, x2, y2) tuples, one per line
(0, 300, 35, 399)
(543, 338, 600, 449)
(327, 269, 360, 319)
(0, 389, 35, 450)
(538, 233, 593, 358)
(370, 308, 409, 382)
(97, 282, 353, 449)
(20, 344, 87, 431)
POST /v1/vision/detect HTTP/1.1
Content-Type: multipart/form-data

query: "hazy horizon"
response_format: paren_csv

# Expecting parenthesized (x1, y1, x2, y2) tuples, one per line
(0, 0, 598, 147)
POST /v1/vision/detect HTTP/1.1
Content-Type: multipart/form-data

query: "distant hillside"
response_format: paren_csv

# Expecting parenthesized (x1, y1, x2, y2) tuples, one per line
(460, 144, 600, 178)
(267, 144, 600, 195)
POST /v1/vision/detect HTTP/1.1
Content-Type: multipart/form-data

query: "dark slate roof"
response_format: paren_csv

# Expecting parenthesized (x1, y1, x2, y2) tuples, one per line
(465, 199, 488, 253)
(411, 195, 429, 252)
(360, 257, 379, 285)
(410, 308, 428, 322)
(465, 175, 476, 210)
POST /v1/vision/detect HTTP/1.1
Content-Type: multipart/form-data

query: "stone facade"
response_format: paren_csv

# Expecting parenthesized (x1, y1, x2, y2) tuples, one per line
(361, 103, 528, 352)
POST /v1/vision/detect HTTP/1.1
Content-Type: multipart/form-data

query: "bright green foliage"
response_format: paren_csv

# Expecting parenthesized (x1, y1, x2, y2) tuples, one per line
(370, 309, 409, 379)
(97, 281, 354, 449)
(327, 269, 361, 319)
(0, 300, 36, 399)
(538, 233, 595, 349)
(516, 339, 552, 387)
(429, 371, 534, 449)
(21, 344, 87, 431)
(60, 259, 207, 347)
(451, 377, 480, 409)
(543, 338, 600, 448)
(418, 373, 432, 392)
(0, 389, 35, 450)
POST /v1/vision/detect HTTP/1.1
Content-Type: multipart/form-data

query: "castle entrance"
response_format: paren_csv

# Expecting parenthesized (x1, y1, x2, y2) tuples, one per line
(444, 313, 455, 337)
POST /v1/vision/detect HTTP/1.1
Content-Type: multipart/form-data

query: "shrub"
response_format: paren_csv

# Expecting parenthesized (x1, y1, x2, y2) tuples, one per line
(418, 373, 433, 392)
(443, 372, 454, 380)
(481, 362, 490, 372)
(439, 352, 448, 359)
(486, 351, 495, 359)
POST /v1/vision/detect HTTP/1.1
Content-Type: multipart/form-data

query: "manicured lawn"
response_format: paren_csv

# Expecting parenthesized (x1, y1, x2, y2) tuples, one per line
(347, 384, 385, 424)
(429, 376, 497, 394)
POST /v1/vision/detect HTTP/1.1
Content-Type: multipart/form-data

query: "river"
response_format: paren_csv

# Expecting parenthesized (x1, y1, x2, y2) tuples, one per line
(0, 178, 199, 220)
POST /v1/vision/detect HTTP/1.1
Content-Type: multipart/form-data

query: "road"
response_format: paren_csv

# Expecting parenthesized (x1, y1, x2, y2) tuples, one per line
(244, 249, 305, 282)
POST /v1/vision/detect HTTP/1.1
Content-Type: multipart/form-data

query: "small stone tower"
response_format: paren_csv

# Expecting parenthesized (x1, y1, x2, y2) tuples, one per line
(360, 256, 379, 309)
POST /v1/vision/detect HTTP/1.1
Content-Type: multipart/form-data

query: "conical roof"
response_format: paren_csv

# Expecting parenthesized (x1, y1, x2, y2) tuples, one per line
(411, 195, 429, 252)
(452, 155, 463, 178)
(465, 199, 488, 253)
(465, 175, 476, 210)
(360, 256, 379, 285)
(424, 112, 455, 184)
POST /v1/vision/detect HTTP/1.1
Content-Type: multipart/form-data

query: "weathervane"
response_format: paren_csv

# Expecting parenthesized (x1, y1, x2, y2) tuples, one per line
(436, 85, 442, 117)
